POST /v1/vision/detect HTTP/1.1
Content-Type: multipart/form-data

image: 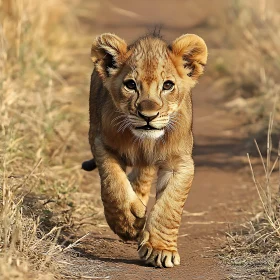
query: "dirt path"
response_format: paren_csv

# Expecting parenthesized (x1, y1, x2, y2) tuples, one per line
(73, 1, 254, 279)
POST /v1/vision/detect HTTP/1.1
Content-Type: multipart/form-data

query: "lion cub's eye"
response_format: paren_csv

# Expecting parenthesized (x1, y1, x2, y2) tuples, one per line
(163, 80, 175, 91)
(124, 79, 137, 90)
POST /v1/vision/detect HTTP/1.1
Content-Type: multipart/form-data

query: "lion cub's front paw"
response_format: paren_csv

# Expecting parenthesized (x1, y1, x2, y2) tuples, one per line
(105, 195, 146, 241)
(138, 231, 180, 268)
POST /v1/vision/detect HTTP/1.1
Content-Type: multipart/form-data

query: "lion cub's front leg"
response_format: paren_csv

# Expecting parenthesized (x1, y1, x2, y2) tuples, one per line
(138, 157, 194, 267)
(94, 138, 146, 241)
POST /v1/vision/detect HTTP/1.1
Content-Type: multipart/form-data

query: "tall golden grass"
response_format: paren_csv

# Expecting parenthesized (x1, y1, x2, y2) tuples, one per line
(217, 0, 280, 132)
(0, 0, 102, 278)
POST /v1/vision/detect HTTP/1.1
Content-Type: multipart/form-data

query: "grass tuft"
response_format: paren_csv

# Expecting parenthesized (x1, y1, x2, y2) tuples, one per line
(222, 109, 280, 279)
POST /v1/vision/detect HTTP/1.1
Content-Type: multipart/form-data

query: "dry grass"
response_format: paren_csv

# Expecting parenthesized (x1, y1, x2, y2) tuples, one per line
(222, 112, 280, 279)
(215, 0, 280, 138)
(0, 0, 104, 278)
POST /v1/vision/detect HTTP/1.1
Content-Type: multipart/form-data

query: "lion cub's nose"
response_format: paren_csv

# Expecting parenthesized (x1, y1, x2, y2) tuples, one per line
(138, 111, 159, 122)
(137, 99, 161, 122)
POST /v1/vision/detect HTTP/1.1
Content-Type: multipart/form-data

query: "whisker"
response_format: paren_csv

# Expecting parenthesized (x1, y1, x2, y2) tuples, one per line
(111, 116, 125, 126)
(117, 120, 129, 132)
(112, 118, 127, 128)
(160, 135, 166, 145)
(120, 122, 131, 133)
(112, 114, 125, 121)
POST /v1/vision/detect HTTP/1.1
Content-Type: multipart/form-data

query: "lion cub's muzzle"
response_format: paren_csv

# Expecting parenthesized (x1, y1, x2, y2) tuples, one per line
(130, 111, 168, 139)
(129, 99, 168, 139)
(136, 111, 161, 131)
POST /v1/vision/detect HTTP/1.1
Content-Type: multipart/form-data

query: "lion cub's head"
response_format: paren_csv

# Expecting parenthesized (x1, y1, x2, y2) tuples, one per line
(91, 33, 207, 140)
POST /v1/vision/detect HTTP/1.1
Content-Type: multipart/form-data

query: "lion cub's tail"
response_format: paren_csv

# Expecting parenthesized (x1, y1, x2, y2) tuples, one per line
(81, 158, 96, 171)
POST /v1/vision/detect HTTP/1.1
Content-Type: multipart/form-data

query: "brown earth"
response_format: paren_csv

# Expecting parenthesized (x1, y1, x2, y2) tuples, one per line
(68, 1, 257, 279)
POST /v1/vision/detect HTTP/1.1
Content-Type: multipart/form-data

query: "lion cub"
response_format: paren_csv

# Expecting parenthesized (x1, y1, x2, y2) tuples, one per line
(83, 32, 207, 268)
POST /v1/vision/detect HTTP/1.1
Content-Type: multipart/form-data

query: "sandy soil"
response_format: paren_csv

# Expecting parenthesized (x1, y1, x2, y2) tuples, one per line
(71, 1, 256, 279)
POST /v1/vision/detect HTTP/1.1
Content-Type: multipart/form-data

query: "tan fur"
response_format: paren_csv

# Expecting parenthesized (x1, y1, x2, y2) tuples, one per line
(88, 32, 207, 267)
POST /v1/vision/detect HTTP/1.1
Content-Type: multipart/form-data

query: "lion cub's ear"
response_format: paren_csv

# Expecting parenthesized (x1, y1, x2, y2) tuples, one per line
(171, 34, 207, 80)
(91, 33, 127, 77)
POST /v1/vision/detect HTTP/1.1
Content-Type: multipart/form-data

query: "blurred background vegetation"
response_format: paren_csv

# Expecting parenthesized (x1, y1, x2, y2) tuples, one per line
(0, 0, 279, 279)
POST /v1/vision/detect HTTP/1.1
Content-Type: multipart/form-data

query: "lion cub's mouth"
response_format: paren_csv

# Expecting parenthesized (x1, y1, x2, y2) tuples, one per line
(135, 124, 162, 131)
(131, 124, 165, 139)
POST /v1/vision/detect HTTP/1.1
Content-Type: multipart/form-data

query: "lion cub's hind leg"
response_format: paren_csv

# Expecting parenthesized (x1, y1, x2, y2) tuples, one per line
(128, 166, 156, 206)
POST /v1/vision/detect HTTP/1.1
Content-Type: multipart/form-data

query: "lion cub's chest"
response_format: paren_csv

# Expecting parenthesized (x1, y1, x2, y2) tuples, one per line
(119, 142, 164, 167)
